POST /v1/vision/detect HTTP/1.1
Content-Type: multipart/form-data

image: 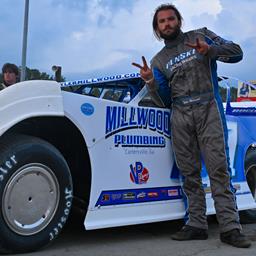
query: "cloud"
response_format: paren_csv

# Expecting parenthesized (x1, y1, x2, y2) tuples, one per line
(32, 0, 160, 76)
(174, 0, 222, 30)
(210, 0, 256, 80)
(0, 0, 24, 64)
(0, 0, 255, 81)
(40, 0, 226, 78)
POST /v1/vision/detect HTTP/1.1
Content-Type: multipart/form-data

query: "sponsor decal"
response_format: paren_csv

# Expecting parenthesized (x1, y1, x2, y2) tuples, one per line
(123, 192, 136, 200)
(161, 189, 168, 195)
(168, 189, 179, 197)
(81, 103, 94, 116)
(106, 106, 170, 138)
(61, 72, 140, 87)
(166, 49, 196, 71)
(95, 186, 182, 207)
(137, 192, 146, 199)
(111, 193, 122, 200)
(130, 162, 149, 184)
(102, 194, 110, 201)
(227, 107, 256, 116)
(148, 192, 158, 198)
(105, 106, 170, 148)
(114, 134, 165, 147)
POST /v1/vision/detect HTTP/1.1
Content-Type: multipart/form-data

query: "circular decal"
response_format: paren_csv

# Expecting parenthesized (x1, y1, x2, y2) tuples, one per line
(130, 162, 149, 184)
(81, 103, 94, 116)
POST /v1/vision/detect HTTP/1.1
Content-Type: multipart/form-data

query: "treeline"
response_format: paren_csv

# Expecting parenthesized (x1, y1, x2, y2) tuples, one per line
(0, 66, 237, 103)
(0, 66, 65, 83)
(219, 86, 238, 102)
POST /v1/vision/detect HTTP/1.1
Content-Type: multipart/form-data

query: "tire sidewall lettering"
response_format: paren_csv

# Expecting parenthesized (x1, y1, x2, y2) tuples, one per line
(0, 155, 17, 182)
(49, 187, 73, 241)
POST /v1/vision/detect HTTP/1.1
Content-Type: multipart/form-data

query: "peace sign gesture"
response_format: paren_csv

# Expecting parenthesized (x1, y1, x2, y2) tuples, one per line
(132, 56, 154, 83)
(185, 38, 210, 55)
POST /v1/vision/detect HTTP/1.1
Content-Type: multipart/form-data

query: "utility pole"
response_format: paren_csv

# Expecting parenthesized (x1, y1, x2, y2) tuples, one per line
(21, 0, 29, 81)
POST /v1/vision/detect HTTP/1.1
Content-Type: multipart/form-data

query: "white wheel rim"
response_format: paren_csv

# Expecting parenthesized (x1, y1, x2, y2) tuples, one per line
(2, 163, 60, 235)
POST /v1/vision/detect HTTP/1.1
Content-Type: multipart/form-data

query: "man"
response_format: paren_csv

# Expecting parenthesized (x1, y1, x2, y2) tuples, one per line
(239, 83, 249, 97)
(132, 3, 251, 248)
(1, 63, 19, 90)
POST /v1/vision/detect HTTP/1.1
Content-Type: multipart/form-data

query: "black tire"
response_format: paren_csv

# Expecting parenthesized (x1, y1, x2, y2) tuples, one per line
(0, 134, 73, 254)
(239, 149, 256, 224)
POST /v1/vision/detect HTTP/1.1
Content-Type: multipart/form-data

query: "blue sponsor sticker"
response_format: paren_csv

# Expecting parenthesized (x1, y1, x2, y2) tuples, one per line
(81, 103, 94, 116)
(95, 186, 182, 207)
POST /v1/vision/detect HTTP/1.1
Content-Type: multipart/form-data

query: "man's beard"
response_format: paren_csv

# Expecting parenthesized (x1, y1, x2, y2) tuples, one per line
(159, 25, 181, 40)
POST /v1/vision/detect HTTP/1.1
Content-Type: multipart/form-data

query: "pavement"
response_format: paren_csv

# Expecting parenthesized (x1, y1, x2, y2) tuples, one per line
(15, 212, 256, 256)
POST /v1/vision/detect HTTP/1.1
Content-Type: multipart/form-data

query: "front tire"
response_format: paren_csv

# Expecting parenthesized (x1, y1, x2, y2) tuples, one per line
(0, 134, 73, 253)
(240, 149, 256, 224)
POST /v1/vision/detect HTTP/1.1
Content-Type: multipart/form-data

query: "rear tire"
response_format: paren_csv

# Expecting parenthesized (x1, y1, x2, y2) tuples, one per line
(240, 149, 256, 224)
(0, 134, 73, 253)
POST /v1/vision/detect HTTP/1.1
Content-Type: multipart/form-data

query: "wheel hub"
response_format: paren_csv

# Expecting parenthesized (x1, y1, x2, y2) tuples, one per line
(2, 163, 60, 235)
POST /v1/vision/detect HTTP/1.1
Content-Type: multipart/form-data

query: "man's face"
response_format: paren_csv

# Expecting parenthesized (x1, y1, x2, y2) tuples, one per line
(3, 71, 17, 86)
(156, 9, 181, 40)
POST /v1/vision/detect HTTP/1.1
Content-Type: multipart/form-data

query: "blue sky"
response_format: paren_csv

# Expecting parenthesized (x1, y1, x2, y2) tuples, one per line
(0, 0, 255, 81)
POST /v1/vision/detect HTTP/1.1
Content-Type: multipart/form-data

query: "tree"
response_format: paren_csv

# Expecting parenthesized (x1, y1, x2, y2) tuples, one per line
(219, 86, 238, 102)
(25, 67, 65, 81)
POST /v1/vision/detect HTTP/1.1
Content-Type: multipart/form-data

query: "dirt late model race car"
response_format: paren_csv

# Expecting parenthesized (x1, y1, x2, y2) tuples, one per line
(0, 73, 256, 253)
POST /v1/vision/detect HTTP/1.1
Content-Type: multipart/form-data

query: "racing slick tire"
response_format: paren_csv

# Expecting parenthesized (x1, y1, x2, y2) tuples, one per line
(0, 134, 73, 254)
(240, 149, 256, 224)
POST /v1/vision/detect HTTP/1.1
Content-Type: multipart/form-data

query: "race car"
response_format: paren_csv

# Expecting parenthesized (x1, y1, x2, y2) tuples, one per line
(0, 73, 256, 253)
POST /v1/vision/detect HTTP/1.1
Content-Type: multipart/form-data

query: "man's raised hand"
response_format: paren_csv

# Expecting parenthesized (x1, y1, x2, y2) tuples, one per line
(185, 38, 210, 55)
(132, 56, 154, 82)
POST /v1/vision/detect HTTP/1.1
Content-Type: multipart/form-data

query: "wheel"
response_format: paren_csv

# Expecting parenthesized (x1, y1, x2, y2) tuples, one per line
(0, 134, 73, 253)
(239, 149, 256, 224)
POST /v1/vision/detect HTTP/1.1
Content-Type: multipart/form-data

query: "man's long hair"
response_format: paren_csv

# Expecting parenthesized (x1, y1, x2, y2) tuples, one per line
(152, 3, 183, 40)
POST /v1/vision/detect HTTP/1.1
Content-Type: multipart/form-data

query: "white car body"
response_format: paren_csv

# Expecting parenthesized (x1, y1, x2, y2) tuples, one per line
(0, 73, 255, 232)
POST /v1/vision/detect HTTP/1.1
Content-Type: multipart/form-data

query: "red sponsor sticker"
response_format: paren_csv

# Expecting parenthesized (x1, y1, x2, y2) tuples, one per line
(102, 194, 110, 201)
(148, 192, 158, 198)
(168, 189, 179, 197)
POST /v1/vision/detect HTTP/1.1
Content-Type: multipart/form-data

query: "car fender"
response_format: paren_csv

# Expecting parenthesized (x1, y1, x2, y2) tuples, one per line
(0, 80, 64, 135)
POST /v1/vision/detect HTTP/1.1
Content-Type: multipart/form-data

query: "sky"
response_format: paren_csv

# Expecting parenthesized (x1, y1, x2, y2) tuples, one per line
(0, 0, 255, 81)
